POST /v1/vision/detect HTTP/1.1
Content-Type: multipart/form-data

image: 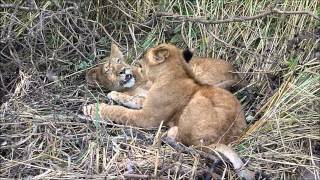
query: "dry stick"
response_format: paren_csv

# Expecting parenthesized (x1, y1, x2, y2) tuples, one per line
(0, 3, 75, 12)
(156, 8, 320, 24)
(163, 138, 228, 178)
(238, 75, 294, 142)
(123, 173, 156, 179)
(163, 137, 219, 162)
(122, 138, 221, 179)
(86, 19, 124, 49)
(0, 3, 41, 11)
(2, 4, 318, 22)
(0, 4, 78, 12)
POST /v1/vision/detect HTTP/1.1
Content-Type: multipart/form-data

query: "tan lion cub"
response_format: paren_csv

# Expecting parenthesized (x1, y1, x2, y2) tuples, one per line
(83, 43, 255, 179)
(86, 44, 244, 109)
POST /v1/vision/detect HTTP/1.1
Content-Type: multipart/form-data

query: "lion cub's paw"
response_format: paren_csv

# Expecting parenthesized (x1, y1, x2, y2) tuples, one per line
(167, 126, 179, 140)
(107, 91, 119, 101)
(83, 103, 107, 118)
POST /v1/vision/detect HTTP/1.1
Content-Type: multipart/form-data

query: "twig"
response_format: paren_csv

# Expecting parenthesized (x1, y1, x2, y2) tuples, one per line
(123, 173, 156, 179)
(0, 3, 41, 11)
(163, 137, 219, 162)
(0, 3, 76, 12)
(156, 8, 320, 24)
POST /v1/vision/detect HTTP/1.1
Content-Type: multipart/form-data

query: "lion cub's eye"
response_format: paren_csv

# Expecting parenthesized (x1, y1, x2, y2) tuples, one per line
(116, 58, 122, 64)
(118, 69, 125, 75)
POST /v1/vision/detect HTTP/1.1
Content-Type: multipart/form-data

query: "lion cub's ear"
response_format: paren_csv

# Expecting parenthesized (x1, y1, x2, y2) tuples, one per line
(86, 67, 100, 85)
(182, 48, 194, 63)
(153, 47, 169, 63)
(110, 43, 124, 62)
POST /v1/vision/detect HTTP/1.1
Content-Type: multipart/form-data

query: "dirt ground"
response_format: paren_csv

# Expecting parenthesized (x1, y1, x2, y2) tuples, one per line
(0, 1, 319, 179)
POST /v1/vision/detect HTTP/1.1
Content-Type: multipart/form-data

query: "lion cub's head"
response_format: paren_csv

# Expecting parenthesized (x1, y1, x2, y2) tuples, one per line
(143, 43, 194, 81)
(86, 44, 136, 91)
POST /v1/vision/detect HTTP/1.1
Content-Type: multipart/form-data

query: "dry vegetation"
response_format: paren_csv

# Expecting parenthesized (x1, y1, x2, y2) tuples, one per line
(0, 0, 319, 179)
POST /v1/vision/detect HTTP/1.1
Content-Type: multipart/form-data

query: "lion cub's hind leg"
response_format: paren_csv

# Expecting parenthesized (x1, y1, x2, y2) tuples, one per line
(165, 126, 255, 180)
(176, 94, 219, 146)
(107, 91, 144, 109)
(176, 91, 244, 146)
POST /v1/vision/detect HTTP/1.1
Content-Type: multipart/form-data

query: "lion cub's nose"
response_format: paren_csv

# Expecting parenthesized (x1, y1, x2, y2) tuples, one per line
(125, 74, 132, 80)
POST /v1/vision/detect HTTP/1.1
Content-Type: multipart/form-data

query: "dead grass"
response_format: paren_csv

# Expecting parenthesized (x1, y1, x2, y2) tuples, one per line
(0, 0, 319, 179)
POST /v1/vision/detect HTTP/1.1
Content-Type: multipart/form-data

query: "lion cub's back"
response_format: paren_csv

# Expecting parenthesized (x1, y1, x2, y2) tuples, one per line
(190, 58, 241, 87)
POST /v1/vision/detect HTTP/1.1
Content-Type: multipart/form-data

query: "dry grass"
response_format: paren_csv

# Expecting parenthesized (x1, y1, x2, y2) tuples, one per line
(0, 0, 319, 179)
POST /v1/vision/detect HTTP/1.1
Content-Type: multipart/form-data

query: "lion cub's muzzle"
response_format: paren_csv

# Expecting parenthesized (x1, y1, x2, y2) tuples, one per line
(119, 68, 135, 88)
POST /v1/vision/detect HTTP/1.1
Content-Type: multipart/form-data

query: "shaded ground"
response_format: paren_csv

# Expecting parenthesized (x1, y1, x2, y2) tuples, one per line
(0, 1, 319, 179)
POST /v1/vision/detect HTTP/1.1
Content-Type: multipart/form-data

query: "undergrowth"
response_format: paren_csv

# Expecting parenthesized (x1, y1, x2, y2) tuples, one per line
(0, 0, 319, 179)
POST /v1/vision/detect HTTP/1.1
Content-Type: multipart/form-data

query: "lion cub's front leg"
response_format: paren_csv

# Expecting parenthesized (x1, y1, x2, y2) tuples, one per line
(83, 103, 158, 128)
(107, 91, 144, 109)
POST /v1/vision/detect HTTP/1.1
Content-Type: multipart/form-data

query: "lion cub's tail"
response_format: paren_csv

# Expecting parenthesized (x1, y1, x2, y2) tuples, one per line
(205, 144, 256, 180)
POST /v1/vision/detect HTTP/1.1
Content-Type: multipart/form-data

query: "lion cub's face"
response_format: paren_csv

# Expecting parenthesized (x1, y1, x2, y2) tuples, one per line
(86, 44, 136, 91)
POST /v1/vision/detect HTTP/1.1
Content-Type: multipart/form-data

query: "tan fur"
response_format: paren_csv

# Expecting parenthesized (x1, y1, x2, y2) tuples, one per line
(189, 58, 243, 89)
(86, 44, 244, 109)
(83, 44, 254, 179)
(86, 44, 147, 92)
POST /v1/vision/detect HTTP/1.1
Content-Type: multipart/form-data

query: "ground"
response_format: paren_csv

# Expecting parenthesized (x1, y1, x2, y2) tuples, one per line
(0, 0, 319, 179)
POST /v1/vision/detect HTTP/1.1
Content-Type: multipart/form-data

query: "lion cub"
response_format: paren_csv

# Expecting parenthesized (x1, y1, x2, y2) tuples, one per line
(86, 44, 244, 109)
(83, 43, 254, 179)
(86, 44, 148, 93)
